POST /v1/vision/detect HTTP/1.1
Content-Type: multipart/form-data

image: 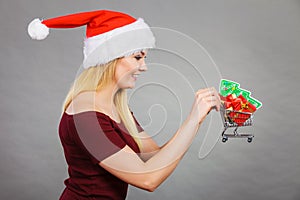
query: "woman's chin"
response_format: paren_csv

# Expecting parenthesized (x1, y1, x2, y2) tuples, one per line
(128, 84, 135, 89)
(128, 80, 136, 88)
(122, 83, 136, 89)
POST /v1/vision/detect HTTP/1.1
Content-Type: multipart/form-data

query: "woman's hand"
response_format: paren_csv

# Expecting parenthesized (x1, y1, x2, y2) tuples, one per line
(188, 87, 221, 124)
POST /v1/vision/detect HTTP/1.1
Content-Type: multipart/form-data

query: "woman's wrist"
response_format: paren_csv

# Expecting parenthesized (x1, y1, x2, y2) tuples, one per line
(186, 114, 202, 129)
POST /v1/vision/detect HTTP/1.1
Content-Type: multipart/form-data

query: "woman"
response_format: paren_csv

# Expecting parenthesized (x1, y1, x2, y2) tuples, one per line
(28, 10, 221, 200)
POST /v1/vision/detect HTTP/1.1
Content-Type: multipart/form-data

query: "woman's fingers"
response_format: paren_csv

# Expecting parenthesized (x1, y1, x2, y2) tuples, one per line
(200, 97, 220, 111)
(196, 87, 219, 97)
(189, 87, 221, 124)
(195, 87, 221, 111)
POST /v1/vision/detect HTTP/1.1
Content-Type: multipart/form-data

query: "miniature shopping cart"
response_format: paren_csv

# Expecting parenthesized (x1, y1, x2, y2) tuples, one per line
(220, 104, 254, 143)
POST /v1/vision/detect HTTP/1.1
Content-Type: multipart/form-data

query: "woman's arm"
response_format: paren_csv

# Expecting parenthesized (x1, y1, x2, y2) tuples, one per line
(100, 116, 198, 192)
(137, 131, 160, 161)
(99, 87, 220, 191)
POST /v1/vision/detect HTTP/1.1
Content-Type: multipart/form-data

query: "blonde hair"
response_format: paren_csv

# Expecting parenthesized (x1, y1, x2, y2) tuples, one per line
(62, 59, 142, 148)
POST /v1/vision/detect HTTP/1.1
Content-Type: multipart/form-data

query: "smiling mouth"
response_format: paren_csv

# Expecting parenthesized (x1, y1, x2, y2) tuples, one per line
(132, 74, 140, 79)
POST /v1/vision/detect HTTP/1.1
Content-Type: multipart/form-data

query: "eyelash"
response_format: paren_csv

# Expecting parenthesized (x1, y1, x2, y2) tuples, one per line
(135, 55, 146, 61)
(135, 56, 142, 61)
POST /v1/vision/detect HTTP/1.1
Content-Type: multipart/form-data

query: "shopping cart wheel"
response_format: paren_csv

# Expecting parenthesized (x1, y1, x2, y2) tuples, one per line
(247, 137, 252, 143)
(222, 137, 228, 143)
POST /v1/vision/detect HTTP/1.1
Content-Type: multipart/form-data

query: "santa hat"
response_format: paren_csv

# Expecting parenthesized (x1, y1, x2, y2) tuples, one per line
(27, 10, 155, 69)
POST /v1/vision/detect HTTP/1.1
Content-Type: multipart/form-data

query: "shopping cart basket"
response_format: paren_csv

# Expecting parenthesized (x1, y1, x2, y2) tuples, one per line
(220, 104, 254, 143)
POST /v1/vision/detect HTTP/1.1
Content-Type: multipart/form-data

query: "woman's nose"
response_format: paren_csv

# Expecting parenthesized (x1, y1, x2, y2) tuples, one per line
(139, 61, 148, 71)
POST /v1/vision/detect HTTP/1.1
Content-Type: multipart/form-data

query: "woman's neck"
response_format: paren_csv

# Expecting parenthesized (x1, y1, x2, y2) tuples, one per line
(95, 83, 120, 109)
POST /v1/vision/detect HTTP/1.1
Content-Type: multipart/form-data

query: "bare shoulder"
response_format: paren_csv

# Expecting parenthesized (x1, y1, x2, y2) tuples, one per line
(65, 91, 102, 114)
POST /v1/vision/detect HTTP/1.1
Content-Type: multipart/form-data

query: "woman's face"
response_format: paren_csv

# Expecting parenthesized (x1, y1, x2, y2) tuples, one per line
(114, 51, 148, 89)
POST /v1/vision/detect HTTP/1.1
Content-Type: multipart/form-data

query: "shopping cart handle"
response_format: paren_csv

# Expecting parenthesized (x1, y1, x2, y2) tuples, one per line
(207, 106, 218, 115)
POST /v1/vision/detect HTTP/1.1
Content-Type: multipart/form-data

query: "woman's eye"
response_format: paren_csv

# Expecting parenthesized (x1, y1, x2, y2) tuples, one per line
(134, 56, 142, 61)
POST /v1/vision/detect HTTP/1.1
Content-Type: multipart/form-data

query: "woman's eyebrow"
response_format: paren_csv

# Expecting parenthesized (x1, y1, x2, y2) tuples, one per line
(140, 51, 145, 56)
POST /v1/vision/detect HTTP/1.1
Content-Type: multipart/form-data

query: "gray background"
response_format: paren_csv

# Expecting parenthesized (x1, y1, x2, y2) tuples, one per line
(1, 0, 300, 199)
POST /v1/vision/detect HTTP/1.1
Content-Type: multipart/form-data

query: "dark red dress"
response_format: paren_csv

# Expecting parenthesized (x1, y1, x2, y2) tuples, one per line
(58, 111, 143, 200)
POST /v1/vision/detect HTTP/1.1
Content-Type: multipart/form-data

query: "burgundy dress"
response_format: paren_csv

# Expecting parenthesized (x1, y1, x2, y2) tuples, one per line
(58, 111, 143, 200)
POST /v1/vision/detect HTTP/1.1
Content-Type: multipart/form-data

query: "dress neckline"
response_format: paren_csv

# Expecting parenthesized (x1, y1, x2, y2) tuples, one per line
(64, 110, 122, 124)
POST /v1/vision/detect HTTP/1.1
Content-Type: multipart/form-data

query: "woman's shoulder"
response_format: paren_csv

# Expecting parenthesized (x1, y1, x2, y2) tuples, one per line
(65, 91, 100, 114)
(65, 92, 121, 123)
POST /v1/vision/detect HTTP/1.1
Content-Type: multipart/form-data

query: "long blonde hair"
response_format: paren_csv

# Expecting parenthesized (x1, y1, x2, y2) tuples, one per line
(62, 59, 142, 148)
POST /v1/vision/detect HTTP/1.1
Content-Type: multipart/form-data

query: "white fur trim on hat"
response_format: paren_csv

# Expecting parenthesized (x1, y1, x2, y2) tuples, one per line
(83, 18, 155, 69)
(28, 18, 49, 40)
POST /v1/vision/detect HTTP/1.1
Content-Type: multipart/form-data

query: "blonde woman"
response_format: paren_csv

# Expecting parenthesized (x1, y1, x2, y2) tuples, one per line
(28, 10, 221, 200)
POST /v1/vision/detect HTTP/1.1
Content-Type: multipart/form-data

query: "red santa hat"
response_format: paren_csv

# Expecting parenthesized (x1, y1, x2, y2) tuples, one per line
(27, 10, 155, 69)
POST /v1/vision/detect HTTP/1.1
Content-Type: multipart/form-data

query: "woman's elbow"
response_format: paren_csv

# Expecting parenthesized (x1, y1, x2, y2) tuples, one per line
(141, 180, 159, 192)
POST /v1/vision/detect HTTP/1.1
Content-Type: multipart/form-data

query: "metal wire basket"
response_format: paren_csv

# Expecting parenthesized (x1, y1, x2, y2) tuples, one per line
(220, 104, 254, 143)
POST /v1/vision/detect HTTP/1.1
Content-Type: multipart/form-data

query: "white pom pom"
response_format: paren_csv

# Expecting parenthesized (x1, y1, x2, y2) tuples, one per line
(27, 18, 49, 40)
